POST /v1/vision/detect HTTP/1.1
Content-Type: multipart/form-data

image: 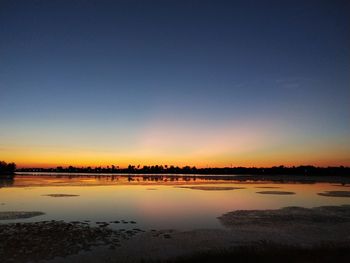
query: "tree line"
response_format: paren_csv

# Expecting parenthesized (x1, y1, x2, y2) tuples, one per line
(0, 161, 16, 175)
(17, 164, 350, 176)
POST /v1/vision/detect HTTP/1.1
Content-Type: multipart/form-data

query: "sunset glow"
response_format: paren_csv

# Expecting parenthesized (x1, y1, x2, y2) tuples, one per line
(1, 0, 349, 168)
(1, 1, 350, 262)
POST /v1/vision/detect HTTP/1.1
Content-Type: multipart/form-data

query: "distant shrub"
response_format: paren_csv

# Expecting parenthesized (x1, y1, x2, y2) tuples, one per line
(0, 161, 16, 175)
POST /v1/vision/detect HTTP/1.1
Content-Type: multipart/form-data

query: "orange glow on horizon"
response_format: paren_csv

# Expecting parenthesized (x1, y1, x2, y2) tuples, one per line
(11, 155, 350, 169)
(2, 119, 349, 169)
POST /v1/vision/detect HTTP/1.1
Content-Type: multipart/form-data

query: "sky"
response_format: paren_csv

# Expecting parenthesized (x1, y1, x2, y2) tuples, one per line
(1, 0, 349, 168)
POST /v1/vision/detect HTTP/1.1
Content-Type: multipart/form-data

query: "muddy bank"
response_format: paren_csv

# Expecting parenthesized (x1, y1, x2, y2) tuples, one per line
(0, 211, 44, 220)
(45, 205, 350, 263)
(219, 205, 350, 226)
(318, 191, 350, 197)
(256, 191, 295, 195)
(176, 186, 244, 191)
(43, 194, 80, 197)
(160, 242, 350, 263)
(2, 206, 350, 263)
(0, 220, 146, 263)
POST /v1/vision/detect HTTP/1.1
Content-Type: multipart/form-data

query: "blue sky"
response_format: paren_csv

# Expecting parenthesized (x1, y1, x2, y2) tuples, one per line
(1, 0, 349, 167)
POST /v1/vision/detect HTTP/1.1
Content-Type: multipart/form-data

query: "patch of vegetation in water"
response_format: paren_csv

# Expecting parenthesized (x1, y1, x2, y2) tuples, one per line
(318, 191, 350, 197)
(42, 194, 80, 197)
(177, 186, 245, 191)
(256, 191, 295, 195)
(0, 211, 44, 220)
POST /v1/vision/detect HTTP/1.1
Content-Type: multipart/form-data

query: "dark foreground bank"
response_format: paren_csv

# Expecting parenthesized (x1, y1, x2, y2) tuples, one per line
(150, 242, 350, 263)
(1, 205, 350, 263)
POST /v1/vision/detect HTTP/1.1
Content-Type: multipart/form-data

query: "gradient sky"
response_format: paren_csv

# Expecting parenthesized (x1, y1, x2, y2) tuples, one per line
(1, 0, 349, 168)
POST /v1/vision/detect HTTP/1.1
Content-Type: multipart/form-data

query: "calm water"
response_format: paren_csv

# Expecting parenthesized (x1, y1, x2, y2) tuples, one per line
(0, 174, 349, 230)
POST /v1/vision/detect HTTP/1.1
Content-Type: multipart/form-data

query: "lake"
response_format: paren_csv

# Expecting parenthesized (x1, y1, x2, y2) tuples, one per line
(1, 173, 349, 230)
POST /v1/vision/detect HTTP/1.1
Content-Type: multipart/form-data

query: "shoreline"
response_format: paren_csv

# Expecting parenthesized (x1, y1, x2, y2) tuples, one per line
(1, 205, 350, 263)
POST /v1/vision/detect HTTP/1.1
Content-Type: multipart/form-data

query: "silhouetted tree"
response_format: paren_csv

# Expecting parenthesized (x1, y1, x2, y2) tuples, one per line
(0, 161, 16, 176)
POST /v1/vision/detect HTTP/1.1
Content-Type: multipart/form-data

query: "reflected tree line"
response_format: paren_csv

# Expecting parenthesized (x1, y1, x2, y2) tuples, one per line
(16, 164, 350, 176)
(0, 161, 16, 187)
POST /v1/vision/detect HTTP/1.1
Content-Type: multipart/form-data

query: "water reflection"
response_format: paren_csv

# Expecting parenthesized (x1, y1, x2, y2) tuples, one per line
(0, 177, 14, 188)
(0, 174, 349, 230)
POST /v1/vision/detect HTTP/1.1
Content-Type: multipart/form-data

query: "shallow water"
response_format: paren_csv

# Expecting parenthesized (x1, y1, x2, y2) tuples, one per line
(0, 174, 349, 230)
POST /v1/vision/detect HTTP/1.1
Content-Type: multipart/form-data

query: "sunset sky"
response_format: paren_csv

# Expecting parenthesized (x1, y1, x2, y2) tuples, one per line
(1, 0, 349, 168)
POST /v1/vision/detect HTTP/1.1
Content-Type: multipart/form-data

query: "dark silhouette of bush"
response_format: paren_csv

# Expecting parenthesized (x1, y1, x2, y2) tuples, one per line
(0, 161, 16, 175)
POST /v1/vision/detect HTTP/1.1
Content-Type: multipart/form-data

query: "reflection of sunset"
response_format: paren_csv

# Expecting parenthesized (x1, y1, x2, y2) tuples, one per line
(1, 175, 349, 229)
